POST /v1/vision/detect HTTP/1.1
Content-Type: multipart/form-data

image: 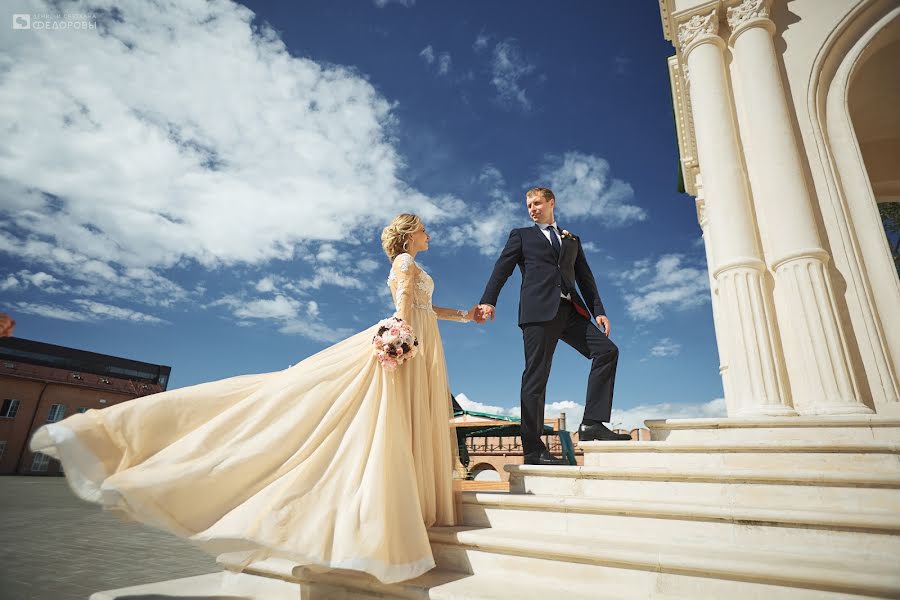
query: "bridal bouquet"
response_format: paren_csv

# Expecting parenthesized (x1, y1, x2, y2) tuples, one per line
(373, 316, 419, 371)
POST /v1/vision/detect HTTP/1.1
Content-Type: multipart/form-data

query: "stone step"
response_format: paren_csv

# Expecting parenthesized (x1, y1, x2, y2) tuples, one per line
(91, 571, 297, 600)
(505, 464, 900, 513)
(427, 526, 900, 599)
(644, 416, 900, 443)
(459, 491, 900, 560)
(580, 439, 900, 473)
(214, 551, 597, 600)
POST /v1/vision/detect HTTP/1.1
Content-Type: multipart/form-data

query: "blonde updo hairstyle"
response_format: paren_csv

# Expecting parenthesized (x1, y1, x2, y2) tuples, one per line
(381, 213, 422, 262)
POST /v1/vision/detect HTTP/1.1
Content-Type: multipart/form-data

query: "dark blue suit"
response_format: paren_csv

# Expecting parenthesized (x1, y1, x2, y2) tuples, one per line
(480, 225, 619, 459)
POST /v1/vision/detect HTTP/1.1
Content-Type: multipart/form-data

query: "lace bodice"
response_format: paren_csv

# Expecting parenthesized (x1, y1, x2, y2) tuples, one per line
(387, 253, 434, 313)
(387, 253, 471, 322)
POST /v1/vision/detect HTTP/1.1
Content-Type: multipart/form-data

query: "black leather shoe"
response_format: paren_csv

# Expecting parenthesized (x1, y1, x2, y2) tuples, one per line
(579, 422, 632, 442)
(523, 450, 568, 466)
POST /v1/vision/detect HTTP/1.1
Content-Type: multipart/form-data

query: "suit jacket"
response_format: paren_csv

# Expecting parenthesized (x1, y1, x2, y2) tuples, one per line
(480, 225, 606, 325)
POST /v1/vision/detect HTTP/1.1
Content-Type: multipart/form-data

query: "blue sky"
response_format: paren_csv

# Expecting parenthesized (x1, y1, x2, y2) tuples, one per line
(0, 0, 726, 429)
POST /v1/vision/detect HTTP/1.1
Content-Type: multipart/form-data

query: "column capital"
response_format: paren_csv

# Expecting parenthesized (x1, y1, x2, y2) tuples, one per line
(726, 0, 775, 43)
(676, 6, 724, 59)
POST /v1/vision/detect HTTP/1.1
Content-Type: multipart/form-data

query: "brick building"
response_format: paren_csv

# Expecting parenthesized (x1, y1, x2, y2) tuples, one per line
(0, 337, 170, 476)
(455, 409, 651, 487)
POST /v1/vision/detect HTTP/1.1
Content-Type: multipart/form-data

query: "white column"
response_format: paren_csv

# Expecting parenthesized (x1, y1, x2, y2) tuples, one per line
(727, 0, 872, 415)
(696, 185, 733, 414)
(678, 6, 794, 417)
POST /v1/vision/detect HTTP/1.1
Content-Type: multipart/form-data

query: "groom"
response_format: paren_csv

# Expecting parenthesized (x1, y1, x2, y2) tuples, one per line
(478, 187, 630, 466)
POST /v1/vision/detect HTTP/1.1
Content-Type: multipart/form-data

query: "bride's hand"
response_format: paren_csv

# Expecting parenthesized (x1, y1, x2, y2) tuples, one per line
(468, 306, 485, 323)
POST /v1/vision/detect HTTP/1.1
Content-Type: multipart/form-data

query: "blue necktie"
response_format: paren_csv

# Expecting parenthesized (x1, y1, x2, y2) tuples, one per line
(547, 225, 561, 255)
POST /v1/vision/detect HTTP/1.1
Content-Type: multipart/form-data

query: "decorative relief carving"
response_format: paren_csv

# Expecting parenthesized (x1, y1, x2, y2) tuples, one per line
(695, 197, 707, 228)
(677, 10, 718, 50)
(726, 0, 769, 31)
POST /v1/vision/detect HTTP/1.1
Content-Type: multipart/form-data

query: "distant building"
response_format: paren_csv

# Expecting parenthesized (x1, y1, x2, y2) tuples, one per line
(0, 337, 171, 475)
(455, 408, 651, 488)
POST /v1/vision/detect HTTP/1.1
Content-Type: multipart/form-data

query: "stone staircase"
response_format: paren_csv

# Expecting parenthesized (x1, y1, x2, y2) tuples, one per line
(92, 417, 900, 599)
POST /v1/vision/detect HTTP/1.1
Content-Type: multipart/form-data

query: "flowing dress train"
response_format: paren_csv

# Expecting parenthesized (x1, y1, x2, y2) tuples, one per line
(29, 253, 458, 584)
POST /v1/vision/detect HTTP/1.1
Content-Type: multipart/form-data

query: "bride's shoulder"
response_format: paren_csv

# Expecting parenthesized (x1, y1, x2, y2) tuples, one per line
(390, 253, 417, 274)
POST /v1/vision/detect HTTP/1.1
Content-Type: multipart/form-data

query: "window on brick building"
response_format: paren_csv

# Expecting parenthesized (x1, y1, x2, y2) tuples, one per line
(76, 407, 88, 414)
(0, 440, 6, 461)
(47, 404, 66, 423)
(31, 453, 50, 472)
(1, 399, 20, 418)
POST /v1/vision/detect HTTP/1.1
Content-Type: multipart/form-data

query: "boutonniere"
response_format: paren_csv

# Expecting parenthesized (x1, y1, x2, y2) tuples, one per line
(560, 229, 576, 241)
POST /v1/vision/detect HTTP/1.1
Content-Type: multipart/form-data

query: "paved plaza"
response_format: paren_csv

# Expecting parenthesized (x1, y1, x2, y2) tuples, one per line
(0, 476, 219, 600)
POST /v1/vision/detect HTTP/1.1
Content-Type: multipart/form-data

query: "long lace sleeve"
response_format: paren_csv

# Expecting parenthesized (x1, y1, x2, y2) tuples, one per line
(390, 253, 417, 322)
(432, 305, 471, 322)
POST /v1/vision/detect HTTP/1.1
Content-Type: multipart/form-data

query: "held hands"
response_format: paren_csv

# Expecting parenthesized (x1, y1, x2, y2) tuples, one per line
(465, 305, 494, 323)
(476, 304, 495, 322)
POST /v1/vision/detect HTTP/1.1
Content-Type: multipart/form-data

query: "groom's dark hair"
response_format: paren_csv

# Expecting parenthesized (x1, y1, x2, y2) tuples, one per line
(526, 187, 555, 201)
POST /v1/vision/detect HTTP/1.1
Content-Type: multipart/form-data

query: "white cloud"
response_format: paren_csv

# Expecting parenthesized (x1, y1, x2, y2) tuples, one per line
(357, 258, 381, 273)
(13, 300, 164, 324)
(437, 53, 452, 76)
(420, 45, 451, 76)
(213, 293, 351, 343)
(539, 152, 645, 225)
(316, 243, 340, 263)
(649, 337, 682, 358)
(611, 398, 726, 431)
(72, 299, 167, 324)
(0, 275, 19, 291)
(581, 241, 601, 253)
(298, 267, 366, 290)
(614, 55, 631, 75)
(235, 295, 300, 321)
(419, 45, 435, 64)
(255, 277, 276, 293)
(0, 0, 458, 318)
(24, 271, 60, 289)
(454, 394, 583, 433)
(544, 400, 585, 432)
(490, 39, 536, 111)
(473, 33, 489, 53)
(442, 165, 526, 256)
(454, 394, 727, 433)
(13, 302, 93, 322)
(454, 393, 508, 416)
(618, 254, 710, 322)
(374, 0, 415, 7)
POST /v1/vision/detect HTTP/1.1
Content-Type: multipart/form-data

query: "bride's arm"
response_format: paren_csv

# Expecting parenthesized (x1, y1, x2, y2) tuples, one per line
(392, 254, 418, 323)
(433, 305, 475, 322)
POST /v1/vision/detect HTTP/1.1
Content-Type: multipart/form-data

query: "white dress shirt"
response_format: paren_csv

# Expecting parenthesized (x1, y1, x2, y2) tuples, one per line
(537, 221, 571, 300)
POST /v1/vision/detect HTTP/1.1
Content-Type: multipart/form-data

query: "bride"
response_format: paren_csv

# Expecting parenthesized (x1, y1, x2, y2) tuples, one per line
(30, 213, 482, 584)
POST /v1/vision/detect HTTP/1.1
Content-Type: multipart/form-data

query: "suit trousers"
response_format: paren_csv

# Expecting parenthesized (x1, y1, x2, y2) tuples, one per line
(519, 299, 619, 459)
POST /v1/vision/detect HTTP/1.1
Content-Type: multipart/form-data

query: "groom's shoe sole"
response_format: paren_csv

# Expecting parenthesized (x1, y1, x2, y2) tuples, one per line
(523, 454, 568, 466)
(578, 425, 632, 442)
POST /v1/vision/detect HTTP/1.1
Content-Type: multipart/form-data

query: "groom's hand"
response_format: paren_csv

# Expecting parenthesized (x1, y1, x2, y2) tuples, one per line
(596, 315, 611, 336)
(470, 305, 487, 323)
(478, 304, 495, 321)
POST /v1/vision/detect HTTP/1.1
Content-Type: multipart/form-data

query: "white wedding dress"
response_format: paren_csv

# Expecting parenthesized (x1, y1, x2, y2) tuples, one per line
(30, 253, 462, 584)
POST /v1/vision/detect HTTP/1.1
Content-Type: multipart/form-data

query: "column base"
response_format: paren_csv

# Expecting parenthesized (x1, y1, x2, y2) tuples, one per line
(736, 405, 799, 418)
(802, 404, 875, 416)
